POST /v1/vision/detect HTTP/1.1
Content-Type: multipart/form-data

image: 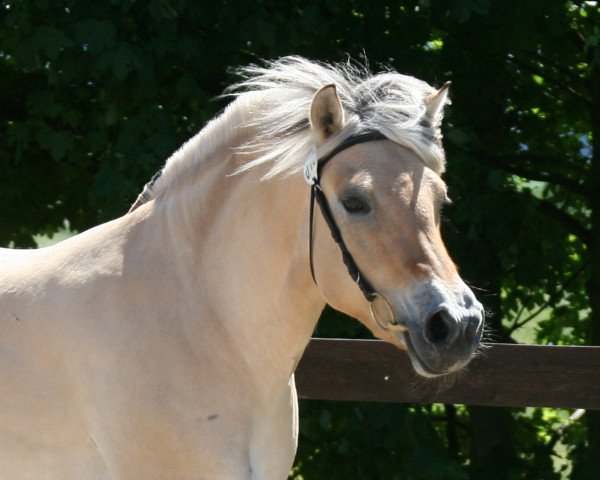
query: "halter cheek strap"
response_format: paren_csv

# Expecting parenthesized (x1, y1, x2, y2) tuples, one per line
(307, 131, 387, 302)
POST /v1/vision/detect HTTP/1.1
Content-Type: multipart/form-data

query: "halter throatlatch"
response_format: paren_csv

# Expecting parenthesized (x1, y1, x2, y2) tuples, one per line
(306, 131, 387, 302)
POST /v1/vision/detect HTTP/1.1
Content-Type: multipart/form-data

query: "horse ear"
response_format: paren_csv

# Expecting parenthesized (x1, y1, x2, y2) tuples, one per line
(310, 84, 344, 143)
(425, 81, 451, 123)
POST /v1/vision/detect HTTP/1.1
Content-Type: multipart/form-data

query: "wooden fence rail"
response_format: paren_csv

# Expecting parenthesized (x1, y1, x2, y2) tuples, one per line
(295, 339, 600, 410)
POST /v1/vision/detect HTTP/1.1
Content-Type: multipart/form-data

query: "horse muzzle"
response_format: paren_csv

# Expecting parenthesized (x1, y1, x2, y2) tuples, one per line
(375, 279, 485, 378)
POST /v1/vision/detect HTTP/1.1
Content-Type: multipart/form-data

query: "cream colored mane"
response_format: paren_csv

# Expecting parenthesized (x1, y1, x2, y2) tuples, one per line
(130, 56, 448, 211)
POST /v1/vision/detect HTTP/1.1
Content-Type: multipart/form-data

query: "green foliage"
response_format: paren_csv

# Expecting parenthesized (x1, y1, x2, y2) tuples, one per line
(293, 402, 468, 480)
(2, 0, 599, 478)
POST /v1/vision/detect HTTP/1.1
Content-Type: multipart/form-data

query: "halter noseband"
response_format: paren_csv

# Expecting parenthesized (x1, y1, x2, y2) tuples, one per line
(306, 131, 387, 302)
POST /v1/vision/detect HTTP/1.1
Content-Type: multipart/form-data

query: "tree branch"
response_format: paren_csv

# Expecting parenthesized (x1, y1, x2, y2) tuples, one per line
(518, 48, 591, 91)
(568, 28, 587, 52)
(502, 162, 593, 198)
(547, 409, 586, 451)
(508, 260, 589, 334)
(536, 200, 591, 245)
(506, 56, 591, 107)
(481, 153, 593, 198)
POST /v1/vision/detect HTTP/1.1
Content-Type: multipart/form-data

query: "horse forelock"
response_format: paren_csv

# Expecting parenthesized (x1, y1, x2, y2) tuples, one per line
(129, 56, 447, 212)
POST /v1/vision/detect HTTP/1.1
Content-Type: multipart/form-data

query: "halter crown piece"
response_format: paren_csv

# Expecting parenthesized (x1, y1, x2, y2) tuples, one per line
(306, 131, 387, 302)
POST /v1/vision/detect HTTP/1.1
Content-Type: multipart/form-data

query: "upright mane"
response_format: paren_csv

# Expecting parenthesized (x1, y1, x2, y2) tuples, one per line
(130, 56, 447, 212)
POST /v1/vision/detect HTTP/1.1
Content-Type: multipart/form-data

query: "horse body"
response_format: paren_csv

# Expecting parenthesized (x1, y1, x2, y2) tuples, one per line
(0, 116, 319, 478)
(0, 57, 484, 479)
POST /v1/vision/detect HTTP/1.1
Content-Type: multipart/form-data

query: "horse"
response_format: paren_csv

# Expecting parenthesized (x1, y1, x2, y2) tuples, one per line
(0, 56, 484, 479)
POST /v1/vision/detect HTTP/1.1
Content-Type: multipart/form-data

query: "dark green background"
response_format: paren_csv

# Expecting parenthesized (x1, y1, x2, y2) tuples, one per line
(2, 1, 599, 478)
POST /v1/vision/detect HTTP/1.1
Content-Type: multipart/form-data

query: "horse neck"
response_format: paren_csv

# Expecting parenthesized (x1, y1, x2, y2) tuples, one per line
(146, 114, 324, 392)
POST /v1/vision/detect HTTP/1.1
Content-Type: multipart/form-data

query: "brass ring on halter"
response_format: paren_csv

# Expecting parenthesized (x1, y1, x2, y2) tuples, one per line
(369, 293, 408, 333)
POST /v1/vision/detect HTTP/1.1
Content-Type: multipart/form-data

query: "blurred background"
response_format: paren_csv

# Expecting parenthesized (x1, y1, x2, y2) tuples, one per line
(1, 1, 599, 478)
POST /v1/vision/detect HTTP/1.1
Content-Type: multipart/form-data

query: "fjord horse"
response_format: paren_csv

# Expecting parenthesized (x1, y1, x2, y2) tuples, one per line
(0, 57, 483, 479)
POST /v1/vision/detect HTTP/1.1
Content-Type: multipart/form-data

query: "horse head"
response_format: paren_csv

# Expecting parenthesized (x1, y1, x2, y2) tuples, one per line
(308, 83, 484, 377)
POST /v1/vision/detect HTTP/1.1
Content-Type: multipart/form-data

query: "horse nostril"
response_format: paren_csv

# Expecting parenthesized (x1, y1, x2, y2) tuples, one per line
(425, 311, 451, 345)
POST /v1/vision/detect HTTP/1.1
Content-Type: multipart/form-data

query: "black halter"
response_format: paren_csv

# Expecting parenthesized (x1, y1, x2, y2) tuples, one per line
(308, 131, 387, 302)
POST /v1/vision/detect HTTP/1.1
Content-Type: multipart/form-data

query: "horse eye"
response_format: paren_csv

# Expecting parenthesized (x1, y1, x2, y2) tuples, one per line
(341, 196, 370, 214)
